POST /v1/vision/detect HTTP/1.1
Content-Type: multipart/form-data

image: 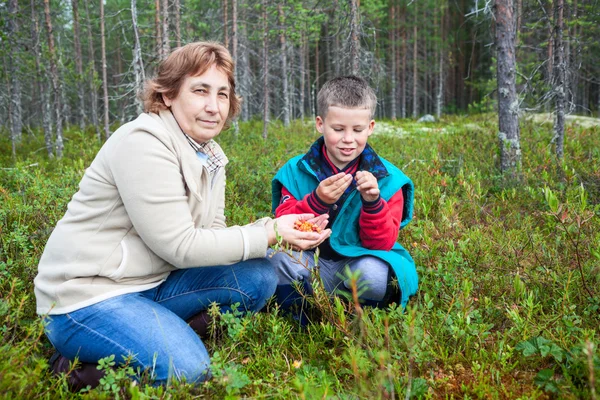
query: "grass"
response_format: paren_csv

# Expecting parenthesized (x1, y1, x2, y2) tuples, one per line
(0, 114, 599, 399)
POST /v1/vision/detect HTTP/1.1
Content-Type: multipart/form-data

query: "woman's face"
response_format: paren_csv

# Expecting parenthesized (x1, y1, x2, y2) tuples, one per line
(163, 64, 231, 143)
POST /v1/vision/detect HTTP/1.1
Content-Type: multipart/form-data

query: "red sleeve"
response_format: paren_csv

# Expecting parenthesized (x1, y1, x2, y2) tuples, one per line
(359, 190, 404, 250)
(275, 186, 330, 218)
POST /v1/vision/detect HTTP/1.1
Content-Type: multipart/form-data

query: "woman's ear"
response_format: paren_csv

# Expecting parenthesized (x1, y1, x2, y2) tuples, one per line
(162, 94, 171, 107)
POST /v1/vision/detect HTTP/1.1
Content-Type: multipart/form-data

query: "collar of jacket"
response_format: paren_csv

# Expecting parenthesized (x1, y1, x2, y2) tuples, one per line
(146, 110, 229, 202)
(299, 136, 389, 181)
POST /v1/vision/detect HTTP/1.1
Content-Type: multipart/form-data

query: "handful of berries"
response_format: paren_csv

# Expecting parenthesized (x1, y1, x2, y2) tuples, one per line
(293, 219, 322, 233)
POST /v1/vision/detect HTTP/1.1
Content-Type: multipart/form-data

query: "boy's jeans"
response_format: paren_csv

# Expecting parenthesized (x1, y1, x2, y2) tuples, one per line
(268, 249, 393, 305)
(43, 259, 277, 386)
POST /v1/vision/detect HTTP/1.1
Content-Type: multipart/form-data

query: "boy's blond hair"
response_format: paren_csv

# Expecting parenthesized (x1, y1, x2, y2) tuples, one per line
(317, 75, 377, 119)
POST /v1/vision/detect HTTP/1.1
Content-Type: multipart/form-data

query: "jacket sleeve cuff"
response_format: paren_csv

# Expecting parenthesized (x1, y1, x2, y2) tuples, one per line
(361, 196, 384, 214)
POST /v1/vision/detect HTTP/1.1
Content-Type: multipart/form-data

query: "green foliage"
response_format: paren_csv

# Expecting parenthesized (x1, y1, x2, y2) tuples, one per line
(1, 116, 599, 398)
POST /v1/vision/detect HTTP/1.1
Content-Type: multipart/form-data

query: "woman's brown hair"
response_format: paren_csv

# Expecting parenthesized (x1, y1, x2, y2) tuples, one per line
(142, 41, 241, 125)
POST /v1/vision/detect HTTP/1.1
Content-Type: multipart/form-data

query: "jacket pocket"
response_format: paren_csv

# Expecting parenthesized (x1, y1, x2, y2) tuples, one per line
(105, 233, 171, 282)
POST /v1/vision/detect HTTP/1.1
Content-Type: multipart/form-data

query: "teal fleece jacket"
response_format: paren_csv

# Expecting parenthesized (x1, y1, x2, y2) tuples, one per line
(272, 152, 418, 307)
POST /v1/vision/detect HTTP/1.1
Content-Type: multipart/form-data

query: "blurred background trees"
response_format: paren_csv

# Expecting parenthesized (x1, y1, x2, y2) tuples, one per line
(0, 0, 598, 155)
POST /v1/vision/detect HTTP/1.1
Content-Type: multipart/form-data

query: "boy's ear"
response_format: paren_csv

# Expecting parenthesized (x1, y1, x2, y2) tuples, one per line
(367, 119, 375, 136)
(316, 116, 324, 134)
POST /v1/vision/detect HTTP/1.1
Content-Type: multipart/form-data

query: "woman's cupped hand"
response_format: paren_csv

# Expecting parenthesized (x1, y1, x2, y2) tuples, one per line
(267, 213, 331, 250)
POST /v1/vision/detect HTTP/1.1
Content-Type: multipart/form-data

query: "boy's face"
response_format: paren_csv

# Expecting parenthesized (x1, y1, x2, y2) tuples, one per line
(316, 106, 375, 170)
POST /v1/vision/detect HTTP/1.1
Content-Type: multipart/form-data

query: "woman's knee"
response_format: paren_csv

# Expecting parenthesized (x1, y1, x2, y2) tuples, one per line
(148, 337, 211, 386)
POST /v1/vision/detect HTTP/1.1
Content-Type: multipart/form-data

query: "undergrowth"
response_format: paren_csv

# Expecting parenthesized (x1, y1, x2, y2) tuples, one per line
(0, 115, 598, 398)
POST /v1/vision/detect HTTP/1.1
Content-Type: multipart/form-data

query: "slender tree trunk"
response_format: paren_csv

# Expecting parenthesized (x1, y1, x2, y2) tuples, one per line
(132, 0, 146, 114)
(223, 0, 229, 49)
(43, 0, 63, 157)
(436, 3, 444, 119)
(31, 0, 52, 155)
(240, 1, 250, 121)
(72, 0, 86, 129)
(314, 39, 319, 97)
(553, 0, 566, 159)
(8, 0, 22, 149)
(232, 0, 239, 133)
(84, 0, 100, 140)
(349, 0, 360, 75)
(100, 0, 110, 138)
(300, 33, 306, 120)
(278, 4, 290, 126)
(390, 1, 397, 120)
(333, 0, 341, 76)
(495, 0, 521, 173)
(412, 1, 418, 118)
(161, 0, 170, 58)
(401, 0, 407, 118)
(174, 0, 181, 47)
(155, 0, 162, 60)
(261, 0, 269, 139)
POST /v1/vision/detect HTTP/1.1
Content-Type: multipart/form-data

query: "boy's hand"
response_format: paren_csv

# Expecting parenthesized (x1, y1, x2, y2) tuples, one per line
(316, 172, 353, 205)
(355, 171, 380, 202)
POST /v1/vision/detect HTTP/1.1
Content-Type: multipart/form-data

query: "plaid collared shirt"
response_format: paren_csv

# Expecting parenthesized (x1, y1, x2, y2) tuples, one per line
(183, 134, 226, 174)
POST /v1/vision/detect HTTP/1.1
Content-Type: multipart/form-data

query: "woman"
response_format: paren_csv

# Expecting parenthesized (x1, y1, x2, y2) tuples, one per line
(34, 41, 330, 389)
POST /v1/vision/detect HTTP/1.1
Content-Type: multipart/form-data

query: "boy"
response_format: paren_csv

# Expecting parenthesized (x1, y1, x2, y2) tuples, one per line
(270, 75, 418, 311)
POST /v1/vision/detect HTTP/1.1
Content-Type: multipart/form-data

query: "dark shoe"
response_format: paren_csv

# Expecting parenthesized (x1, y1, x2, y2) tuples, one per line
(187, 310, 212, 339)
(50, 351, 104, 391)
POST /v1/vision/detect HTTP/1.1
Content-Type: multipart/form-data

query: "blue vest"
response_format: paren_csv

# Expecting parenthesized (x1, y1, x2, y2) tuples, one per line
(272, 154, 418, 308)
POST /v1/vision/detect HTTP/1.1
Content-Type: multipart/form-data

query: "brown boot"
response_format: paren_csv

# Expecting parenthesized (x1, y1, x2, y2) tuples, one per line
(50, 352, 105, 391)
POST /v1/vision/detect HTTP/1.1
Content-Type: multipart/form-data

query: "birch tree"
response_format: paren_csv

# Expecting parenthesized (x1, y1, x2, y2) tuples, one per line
(8, 0, 22, 152)
(100, 0, 110, 138)
(132, 0, 146, 114)
(84, 0, 100, 140)
(494, 0, 521, 173)
(262, 0, 270, 139)
(553, 0, 566, 159)
(162, 0, 170, 57)
(72, 0, 86, 129)
(43, 0, 64, 157)
(279, 4, 291, 126)
(349, 0, 360, 75)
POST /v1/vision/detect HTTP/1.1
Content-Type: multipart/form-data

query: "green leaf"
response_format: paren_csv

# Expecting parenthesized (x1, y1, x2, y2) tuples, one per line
(516, 340, 538, 357)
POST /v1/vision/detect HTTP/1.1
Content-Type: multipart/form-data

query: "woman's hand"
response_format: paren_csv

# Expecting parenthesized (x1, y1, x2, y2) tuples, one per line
(266, 213, 331, 250)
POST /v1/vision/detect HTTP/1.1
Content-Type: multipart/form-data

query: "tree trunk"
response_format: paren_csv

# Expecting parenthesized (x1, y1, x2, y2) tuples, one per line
(553, 0, 566, 159)
(84, 0, 100, 141)
(155, 0, 162, 60)
(349, 0, 360, 75)
(300, 33, 306, 120)
(401, 0, 407, 118)
(161, 0, 170, 58)
(43, 0, 63, 157)
(8, 0, 22, 149)
(435, 1, 444, 118)
(495, 0, 521, 173)
(412, 1, 418, 118)
(223, 0, 229, 49)
(72, 0, 86, 130)
(100, 0, 110, 138)
(389, 0, 397, 120)
(333, 0, 341, 76)
(31, 0, 52, 156)
(261, 0, 269, 139)
(132, 0, 146, 114)
(279, 4, 290, 126)
(232, 0, 239, 133)
(174, 0, 181, 47)
(240, 1, 250, 121)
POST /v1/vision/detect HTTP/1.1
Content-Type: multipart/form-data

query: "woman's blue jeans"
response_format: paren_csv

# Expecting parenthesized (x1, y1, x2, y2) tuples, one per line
(43, 258, 277, 386)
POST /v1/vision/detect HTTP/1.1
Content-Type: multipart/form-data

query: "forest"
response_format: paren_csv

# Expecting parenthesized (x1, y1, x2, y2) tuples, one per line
(1, 0, 600, 153)
(1, 0, 600, 398)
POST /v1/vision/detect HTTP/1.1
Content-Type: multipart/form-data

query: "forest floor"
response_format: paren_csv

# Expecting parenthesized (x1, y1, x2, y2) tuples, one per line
(0, 115, 599, 399)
